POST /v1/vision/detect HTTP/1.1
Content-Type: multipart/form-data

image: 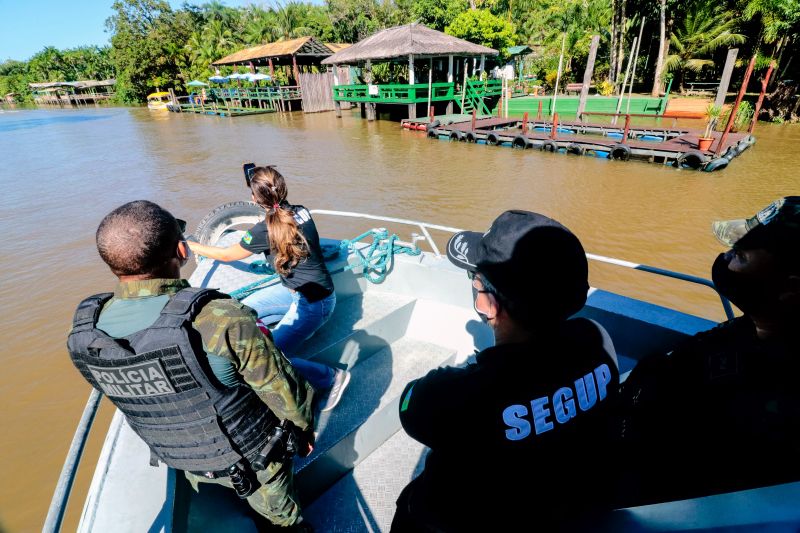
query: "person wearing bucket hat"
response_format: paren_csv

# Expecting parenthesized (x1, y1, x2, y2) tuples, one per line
(391, 210, 620, 532)
(617, 197, 800, 507)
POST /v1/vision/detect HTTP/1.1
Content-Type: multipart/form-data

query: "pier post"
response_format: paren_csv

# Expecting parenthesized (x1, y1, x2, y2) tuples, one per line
(408, 54, 416, 119)
(537, 100, 542, 120)
(614, 36, 638, 124)
(522, 112, 529, 134)
(622, 114, 631, 141)
(716, 54, 756, 155)
(749, 61, 775, 134)
(577, 35, 600, 120)
(365, 59, 376, 121)
(715, 49, 739, 109)
(447, 55, 454, 115)
(471, 109, 477, 131)
(292, 55, 300, 86)
(268, 58, 275, 80)
(332, 65, 342, 118)
(551, 113, 559, 139)
(626, 18, 646, 114)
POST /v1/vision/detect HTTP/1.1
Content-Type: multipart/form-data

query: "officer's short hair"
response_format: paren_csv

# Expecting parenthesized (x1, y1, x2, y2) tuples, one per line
(96, 200, 182, 276)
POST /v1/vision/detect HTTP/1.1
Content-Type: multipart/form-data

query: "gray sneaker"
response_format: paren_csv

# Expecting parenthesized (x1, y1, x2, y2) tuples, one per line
(320, 369, 351, 412)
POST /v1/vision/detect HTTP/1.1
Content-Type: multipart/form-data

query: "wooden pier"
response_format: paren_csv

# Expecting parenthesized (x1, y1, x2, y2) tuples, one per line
(425, 114, 754, 171)
(167, 86, 302, 117)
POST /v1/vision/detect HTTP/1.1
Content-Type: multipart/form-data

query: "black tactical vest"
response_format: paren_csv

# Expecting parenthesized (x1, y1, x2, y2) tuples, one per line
(68, 288, 277, 473)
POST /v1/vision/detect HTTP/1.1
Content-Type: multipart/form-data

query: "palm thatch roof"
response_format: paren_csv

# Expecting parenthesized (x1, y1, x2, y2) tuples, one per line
(213, 37, 348, 66)
(322, 23, 497, 65)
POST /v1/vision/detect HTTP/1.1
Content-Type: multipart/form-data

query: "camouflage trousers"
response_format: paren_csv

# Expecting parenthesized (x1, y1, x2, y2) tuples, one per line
(185, 460, 301, 527)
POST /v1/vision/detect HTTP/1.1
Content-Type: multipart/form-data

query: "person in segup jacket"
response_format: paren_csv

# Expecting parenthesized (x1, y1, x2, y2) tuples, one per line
(392, 210, 620, 532)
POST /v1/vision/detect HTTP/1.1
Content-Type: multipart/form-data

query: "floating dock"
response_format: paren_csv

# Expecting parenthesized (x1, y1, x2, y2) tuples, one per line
(421, 115, 753, 172)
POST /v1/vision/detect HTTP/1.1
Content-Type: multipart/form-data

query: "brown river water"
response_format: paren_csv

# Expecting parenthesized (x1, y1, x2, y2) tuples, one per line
(0, 106, 796, 532)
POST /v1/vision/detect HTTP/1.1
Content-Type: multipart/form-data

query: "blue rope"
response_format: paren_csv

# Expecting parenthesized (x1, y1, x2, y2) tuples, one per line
(229, 261, 280, 300)
(339, 228, 421, 284)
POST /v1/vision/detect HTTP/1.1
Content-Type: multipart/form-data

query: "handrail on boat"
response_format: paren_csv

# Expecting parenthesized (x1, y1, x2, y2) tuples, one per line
(43, 388, 103, 533)
(311, 209, 463, 257)
(44, 211, 734, 532)
(311, 209, 735, 321)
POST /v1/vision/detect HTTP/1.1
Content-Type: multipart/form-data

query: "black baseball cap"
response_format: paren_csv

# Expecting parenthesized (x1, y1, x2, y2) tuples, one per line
(712, 197, 800, 255)
(446, 210, 589, 321)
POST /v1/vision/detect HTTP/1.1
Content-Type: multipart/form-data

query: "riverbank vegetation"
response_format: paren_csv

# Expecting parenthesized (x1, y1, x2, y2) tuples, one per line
(2, 0, 798, 120)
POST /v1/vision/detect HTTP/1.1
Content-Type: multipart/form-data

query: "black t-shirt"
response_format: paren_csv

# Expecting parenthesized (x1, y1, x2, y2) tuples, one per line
(619, 316, 800, 506)
(240, 205, 334, 302)
(398, 318, 620, 530)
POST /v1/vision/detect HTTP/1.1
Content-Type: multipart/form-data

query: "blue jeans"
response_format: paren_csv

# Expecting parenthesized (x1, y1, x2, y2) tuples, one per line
(242, 284, 337, 390)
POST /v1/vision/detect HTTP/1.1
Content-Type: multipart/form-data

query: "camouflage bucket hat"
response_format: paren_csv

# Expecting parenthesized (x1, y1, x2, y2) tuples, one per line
(712, 196, 800, 247)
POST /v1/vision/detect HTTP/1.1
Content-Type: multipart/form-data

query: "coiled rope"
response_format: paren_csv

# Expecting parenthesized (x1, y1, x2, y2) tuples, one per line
(338, 228, 421, 284)
(227, 229, 420, 299)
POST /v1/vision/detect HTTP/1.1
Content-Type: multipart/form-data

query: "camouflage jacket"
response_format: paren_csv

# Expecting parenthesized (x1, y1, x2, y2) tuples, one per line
(97, 278, 314, 431)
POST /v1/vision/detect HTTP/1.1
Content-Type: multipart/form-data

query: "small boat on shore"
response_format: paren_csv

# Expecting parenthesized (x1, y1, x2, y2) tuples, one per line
(47, 201, 800, 532)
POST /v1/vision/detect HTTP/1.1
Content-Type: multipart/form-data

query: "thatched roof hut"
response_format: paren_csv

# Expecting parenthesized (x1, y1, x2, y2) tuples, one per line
(213, 37, 349, 86)
(322, 23, 497, 65)
(213, 37, 348, 67)
(322, 24, 499, 120)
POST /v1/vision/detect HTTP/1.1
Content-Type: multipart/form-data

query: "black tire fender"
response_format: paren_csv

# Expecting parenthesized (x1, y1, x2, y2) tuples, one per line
(610, 143, 631, 161)
(194, 201, 265, 262)
(676, 149, 706, 170)
(425, 120, 441, 132)
(512, 135, 531, 149)
(465, 131, 478, 143)
(486, 132, 501, 145)
(449, 130, 464, 141)
(427, 128, 439, 138)
(703, 157, 729, 172)
(540, 140, 558, 152)
(566, 143, 585, 156)
(723, 146, 738, 160)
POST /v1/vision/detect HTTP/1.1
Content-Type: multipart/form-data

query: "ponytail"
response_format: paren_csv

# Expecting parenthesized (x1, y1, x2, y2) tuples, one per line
(249, 166, 308, 275)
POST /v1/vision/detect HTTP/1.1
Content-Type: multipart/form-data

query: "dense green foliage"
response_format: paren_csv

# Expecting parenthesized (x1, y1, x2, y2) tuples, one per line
(445, 9, 516, 55)
(2, 0, 799, 119)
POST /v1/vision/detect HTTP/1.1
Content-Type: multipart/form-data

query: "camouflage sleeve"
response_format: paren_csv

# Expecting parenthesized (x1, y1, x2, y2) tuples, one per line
(193, 299, 315, 431)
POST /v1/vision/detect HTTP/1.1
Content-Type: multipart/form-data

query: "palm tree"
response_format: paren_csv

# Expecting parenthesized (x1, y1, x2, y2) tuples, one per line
(665, 1, 746, 93)
(203, 19, 235, 58)
(243, 8, 277, 45)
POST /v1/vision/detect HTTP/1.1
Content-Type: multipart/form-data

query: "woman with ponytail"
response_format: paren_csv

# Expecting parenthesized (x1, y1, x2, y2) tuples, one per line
(188, 166, 348, 411)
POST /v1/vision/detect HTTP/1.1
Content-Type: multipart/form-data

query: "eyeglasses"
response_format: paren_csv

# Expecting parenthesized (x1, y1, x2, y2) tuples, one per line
(176, 218, 187, 234)
(468, 271, 493, 294)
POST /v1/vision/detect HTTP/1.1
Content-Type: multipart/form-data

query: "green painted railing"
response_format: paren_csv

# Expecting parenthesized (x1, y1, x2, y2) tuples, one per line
(462, 79, 503, 115)
(333, 82, 455, 103)
(209, 86, 301, 101)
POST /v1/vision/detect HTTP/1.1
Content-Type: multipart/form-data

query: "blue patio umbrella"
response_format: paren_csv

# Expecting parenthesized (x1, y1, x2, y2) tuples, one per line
(245, 73, 271, 82)
(186, 80, 209, 87)
(208, 76, 229, 83)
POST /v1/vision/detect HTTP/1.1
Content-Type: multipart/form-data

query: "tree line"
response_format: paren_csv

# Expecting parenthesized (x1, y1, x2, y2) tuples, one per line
(1, 0, 798, 119)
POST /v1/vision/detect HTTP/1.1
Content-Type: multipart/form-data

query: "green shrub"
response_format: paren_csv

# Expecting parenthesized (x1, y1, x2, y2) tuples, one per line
(597, 80, 614, 96)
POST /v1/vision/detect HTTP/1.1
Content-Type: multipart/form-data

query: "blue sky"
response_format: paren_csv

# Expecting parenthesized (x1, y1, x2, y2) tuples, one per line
(0, 0, 256, 62)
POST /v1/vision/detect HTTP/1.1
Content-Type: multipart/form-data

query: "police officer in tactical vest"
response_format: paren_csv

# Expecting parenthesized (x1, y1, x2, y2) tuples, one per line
(67, 200, 315, 530)
(391, 210, 620, 531)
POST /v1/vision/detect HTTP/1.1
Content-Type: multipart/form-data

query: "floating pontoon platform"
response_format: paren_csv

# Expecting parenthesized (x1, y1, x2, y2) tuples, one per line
(425, 118, 754, 172)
